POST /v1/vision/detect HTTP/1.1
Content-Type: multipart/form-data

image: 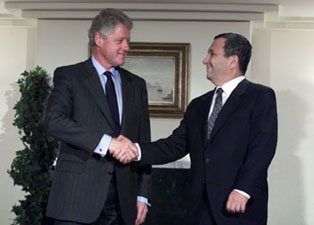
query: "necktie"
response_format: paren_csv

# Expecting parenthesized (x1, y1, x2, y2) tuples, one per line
(207, 88, 223, 139)
(104, 71, 120, 136)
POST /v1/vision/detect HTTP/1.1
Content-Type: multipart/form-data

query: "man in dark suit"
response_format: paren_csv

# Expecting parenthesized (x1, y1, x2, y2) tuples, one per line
(115, 32, 277, 225)
(45, 8, 151, 225)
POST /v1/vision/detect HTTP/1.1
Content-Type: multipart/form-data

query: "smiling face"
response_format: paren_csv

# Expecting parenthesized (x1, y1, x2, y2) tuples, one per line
(202, 37, 230, 86)
(94, 23, 130, 70)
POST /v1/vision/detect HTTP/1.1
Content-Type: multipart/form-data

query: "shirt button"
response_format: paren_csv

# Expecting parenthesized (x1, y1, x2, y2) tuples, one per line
(100, 149, 102, 152)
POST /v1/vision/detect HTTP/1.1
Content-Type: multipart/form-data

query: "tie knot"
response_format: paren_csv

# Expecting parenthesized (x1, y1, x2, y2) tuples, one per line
(104, 71, 113, 79)
(216, 88, 223, 96)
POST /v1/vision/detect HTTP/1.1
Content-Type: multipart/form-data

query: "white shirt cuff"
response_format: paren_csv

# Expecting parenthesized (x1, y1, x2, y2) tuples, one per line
(234, 189, 251, 199)
(94, 134, 112, 157)
(137, 196, 151, 206)
(135, 143, 141, 161)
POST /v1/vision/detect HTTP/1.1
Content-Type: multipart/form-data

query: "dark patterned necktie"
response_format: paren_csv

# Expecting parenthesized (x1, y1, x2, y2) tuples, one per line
(207, 88, 223, 139)
(104, 71, 120, 135)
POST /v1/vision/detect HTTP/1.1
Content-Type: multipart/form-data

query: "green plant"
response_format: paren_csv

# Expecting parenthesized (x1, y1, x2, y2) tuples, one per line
(8, 66, 58, 225)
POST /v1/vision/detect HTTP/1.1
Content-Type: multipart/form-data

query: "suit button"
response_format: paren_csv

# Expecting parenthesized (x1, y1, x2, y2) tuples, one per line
(205, 158, 210, 164)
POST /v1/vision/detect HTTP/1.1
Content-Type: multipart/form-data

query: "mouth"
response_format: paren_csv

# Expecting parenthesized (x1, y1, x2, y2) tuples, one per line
(207, 63, 213, 69)
(118, 52, 127, 58)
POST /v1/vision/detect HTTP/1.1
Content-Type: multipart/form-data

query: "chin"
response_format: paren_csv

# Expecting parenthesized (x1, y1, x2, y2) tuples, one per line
(118, 59, 125, 65)
(115, 61, 125, 67)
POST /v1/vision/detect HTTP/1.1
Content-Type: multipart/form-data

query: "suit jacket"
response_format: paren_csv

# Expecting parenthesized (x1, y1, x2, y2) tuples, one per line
(140, 79, 277, 225)
(45, 59, 151, 224)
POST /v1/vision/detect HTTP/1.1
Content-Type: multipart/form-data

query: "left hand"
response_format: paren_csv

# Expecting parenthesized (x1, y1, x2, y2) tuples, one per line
(226, 190, 249, 213)
(135, 201, 148, 225)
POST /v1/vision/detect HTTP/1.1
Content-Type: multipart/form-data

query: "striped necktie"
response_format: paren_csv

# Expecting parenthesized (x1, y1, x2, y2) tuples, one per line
(207, 88, 223, 139)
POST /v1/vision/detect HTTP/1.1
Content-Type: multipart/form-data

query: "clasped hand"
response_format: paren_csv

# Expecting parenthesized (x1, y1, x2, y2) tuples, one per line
(108, 135, 139, 164)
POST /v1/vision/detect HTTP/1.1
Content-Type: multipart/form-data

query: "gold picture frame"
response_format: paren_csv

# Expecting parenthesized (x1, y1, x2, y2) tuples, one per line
(124, 42, 190, 118)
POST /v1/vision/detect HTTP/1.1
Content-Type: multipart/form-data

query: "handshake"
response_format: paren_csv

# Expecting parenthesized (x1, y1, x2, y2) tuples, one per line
(108, 135, 139, 164)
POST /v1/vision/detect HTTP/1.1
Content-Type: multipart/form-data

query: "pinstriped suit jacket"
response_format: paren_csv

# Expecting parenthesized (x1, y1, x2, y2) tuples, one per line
(45, 58, 151, 224)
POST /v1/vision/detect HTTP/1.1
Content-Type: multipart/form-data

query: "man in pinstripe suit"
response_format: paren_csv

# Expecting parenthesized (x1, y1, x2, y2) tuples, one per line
(45, 8, 151, 225)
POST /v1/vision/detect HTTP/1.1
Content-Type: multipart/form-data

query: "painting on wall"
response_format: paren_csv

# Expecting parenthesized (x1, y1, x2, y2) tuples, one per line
(124, 42, 190, 118)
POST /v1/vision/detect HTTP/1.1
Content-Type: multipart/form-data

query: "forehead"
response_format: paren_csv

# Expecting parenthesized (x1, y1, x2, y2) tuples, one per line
(209, 37, 226, 52)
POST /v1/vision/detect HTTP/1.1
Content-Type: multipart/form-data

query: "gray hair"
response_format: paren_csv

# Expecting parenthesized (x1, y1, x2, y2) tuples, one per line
(88, 8, 133, 47)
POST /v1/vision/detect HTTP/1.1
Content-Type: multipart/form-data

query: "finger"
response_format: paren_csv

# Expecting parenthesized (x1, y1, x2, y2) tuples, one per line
(235, 203, 241, 213)
(129, 144, 139, 158)
(114, 148, 126, 161)
(136, 208, 146, 225)
(125, 151, 134, 162)
(111, 148, 121, 157)
(135, 207, 143, 225)
(121, 154, 131, 164)
(122, 144, 137, 161)
(117, 135, 125, 141)
(121, 157, 130, 164)
(228, 201, 237, 213)
(229, 203, 235, 213)
(135, 216, 141, 225)
(136, 203, 148, 225)
(127, 147, 137, 160)
(226, 199, 232, 212)
(108, 148, 114, 155)
(122, 148, 136, 164)
(240, 202, 246, 213)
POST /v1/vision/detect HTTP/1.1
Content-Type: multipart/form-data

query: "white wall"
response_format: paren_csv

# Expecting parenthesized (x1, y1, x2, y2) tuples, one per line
(0, 26, 31, 224)
(252, 27, 314, 225)
(256, 28, 314, 225)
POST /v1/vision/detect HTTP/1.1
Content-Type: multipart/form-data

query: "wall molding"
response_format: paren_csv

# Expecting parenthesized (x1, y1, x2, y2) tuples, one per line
(4, 2, 278, 21)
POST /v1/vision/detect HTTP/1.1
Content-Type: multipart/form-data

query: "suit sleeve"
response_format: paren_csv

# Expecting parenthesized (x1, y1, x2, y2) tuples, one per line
(136, 80, 152, 199)
(139, 103, 191, 165)
(234, 88, 278, 198)
(45, 67, 103, 154)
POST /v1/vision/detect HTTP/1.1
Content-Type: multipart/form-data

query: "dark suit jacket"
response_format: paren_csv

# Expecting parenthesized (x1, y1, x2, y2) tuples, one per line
(45, 59, 151, 224)
(140, 79, 277, 225)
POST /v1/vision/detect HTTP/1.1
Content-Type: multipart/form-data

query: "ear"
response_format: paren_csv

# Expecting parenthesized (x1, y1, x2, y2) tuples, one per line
(228, 55, 239, 70)
(94, 32, 103, 47)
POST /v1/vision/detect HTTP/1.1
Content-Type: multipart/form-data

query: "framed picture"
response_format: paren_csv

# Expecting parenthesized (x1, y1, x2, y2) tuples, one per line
(124, 42, 190, 118)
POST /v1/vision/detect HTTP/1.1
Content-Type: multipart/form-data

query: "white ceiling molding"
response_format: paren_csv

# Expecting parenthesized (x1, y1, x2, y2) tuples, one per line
(4, 1, 278, 21)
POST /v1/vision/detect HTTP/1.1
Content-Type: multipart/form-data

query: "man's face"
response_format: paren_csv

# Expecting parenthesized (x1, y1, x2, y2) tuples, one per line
(96, 23, 130, 69)
(202, 37, 229, 85)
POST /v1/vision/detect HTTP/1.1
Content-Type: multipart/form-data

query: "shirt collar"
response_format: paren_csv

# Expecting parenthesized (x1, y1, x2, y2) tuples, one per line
(217, 76, 245, 97)
(91, 55, 118, 76)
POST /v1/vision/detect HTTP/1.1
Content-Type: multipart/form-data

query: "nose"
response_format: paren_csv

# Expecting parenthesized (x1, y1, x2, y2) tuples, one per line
(122, 40, 130, 52)
(203, 54, 210, 65)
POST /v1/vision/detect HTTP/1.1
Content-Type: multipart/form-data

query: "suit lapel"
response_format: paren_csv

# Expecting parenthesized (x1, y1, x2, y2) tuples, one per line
(83, 59, 117, 131)
(209, 79, 249, 141)
(119, 68, 134, 134)
(200, 91, 215, 148)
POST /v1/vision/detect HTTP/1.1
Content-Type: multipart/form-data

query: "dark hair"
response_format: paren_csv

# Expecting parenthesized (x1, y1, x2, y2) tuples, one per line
(88, 8, 133, 47)
(214, 32, 252, 74)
